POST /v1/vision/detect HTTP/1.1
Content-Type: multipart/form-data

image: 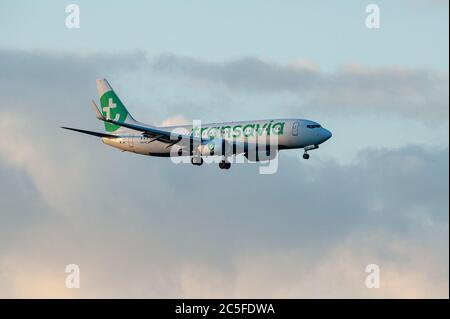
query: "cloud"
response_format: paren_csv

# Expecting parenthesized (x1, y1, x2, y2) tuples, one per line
(153, 54, 321, 92)
(158, 115, 190, 127)
(152, 54, 449, 122)
(1, 127, 447, 297)
(178, 237, 449, 298)
(0, 48, 448, 298)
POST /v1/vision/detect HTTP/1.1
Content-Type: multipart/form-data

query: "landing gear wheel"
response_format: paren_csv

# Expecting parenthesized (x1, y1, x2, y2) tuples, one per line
(191, 156, 203, 166)
(219, 160, 231, 170)
(303, 153, 310, 160)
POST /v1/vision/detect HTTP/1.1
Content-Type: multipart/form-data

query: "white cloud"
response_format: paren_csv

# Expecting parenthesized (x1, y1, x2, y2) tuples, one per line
(159, 115, 190, 127)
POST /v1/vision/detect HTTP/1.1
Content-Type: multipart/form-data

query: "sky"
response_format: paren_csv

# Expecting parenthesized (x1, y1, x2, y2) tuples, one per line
(0, 1, 448, 298)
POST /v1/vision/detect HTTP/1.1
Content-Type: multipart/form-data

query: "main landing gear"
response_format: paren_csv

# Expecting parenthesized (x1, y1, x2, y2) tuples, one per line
(219, 159, 231, 170)
(191, 156, 203, 166)
(190, 156, 231, 169)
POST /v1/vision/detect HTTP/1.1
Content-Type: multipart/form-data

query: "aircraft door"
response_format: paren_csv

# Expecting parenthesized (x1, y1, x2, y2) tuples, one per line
(292, 121, 299, 136)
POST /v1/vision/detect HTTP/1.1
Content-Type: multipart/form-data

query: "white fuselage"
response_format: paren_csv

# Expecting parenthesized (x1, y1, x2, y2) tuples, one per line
(101, 118, 332, 157)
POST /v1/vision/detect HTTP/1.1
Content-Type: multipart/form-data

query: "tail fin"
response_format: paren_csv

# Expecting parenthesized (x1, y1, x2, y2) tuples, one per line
(96, 79, 136, 133)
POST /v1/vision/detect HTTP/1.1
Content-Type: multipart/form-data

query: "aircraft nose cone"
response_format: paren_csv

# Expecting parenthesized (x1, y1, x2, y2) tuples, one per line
(323, 128, 332, 142)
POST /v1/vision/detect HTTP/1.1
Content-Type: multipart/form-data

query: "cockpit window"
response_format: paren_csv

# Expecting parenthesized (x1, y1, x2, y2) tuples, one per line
(307, 124, 321, 129)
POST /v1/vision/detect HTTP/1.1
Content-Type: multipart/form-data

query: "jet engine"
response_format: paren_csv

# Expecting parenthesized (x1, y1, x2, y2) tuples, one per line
(244, 149, 278, 162)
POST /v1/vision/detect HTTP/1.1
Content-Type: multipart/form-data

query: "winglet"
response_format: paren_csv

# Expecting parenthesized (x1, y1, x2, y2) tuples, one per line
(91, 100, 105, 120)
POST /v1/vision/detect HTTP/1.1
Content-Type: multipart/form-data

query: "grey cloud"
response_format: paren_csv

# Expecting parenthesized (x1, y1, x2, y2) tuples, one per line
(154, 54, 321, 92)
(0, 49, 147, 83)
(0, 49, 448, 297)
(0, 158, 51, 249)
(0, 48, 147, 123)
(0, 139, 447, 297)
(152, 54, 449, 122)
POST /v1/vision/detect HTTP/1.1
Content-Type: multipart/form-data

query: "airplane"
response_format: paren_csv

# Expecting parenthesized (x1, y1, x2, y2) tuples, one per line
(62, 79, 332, 169)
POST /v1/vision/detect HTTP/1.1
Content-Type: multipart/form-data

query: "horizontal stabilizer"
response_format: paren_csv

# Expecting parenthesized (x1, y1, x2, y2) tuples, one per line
(91, 100, 105, 120)
(61, 127, 119, 138)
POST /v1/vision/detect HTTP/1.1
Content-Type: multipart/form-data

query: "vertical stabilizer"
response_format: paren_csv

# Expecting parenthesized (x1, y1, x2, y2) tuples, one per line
(96, 79, 136, 133)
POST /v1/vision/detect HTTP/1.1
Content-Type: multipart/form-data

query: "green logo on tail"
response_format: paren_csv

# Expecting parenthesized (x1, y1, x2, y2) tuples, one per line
(100, 91, 128, 132)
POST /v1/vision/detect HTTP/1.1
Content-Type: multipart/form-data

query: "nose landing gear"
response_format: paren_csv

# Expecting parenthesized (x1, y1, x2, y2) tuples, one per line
(302, 145, 319, 160)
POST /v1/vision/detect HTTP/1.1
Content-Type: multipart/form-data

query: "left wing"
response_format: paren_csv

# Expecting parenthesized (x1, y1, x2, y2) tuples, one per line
(61, 127, 120, 138)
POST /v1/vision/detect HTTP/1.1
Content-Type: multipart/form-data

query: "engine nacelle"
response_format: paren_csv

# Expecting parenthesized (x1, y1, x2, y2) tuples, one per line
(244, 150, 278, 162)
